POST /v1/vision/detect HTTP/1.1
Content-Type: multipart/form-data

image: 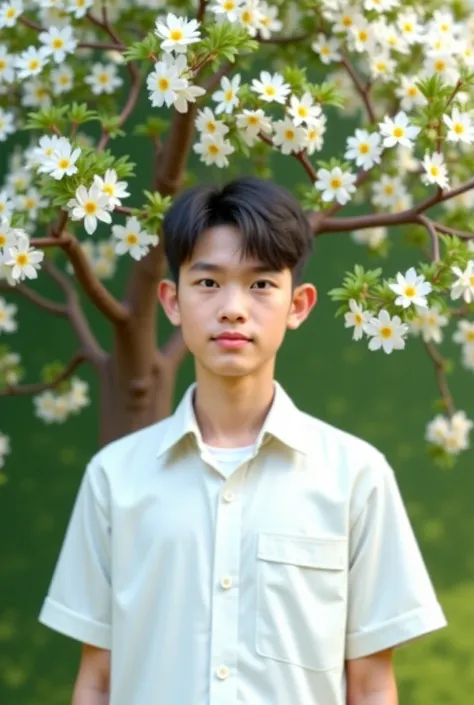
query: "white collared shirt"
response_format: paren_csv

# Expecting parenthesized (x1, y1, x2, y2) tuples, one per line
(38, 381, 447, 705)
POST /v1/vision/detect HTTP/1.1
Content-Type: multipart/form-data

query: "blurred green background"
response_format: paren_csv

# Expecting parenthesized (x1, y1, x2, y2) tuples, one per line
(1, 85, 473, 705)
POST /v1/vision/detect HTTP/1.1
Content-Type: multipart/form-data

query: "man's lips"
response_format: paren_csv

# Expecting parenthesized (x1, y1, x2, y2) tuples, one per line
(213, 332, 251, 341)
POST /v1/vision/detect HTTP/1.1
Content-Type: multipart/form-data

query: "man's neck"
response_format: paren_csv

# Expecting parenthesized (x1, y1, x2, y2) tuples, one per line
(193, 368, 276, 448)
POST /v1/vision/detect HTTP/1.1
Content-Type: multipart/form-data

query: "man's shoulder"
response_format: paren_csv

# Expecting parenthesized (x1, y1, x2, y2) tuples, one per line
(90, 414, 174, 477)
(297, 407, 386, 470)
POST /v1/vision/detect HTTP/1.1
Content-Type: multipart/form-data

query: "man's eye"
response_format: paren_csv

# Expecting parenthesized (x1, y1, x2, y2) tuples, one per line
(198, 278, 218, 288)
(251, 280, 273, 289)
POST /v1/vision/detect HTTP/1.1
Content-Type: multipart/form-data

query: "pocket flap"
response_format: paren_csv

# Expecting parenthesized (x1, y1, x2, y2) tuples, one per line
(257, 532, 346, 570)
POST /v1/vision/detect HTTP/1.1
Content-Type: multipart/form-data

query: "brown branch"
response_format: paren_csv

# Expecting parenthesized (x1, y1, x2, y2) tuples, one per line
(425, 220, 474, 240)
(309, 175, 474, 236)
(42, 259, 107, 365)
(340, 51, 376, 123)
(258, 134, 317, 182)
(0, 352, 86, 397)
(256, 31, 311, 44)
(86, 10, 142, 152)
(0, 282, 68, 317)
(201, 60, 234, 92)
(196, 0, 207, 21)
(424, 342, 456, 417)
(19, 15, 125, 50)
(45, 232, 129, 324)
(417, 214, 440, 262)
(30, 237, 65, 248)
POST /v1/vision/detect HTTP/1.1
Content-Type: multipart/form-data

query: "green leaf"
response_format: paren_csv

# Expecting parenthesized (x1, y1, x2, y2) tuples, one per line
(23, 105, 69, 132)
(69, 103, 98, 125)
(122, 32, 161, 62)
(199, 21, 258, 62)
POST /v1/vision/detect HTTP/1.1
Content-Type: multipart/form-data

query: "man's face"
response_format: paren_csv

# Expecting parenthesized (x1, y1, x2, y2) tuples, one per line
(159, 225, 316, 379)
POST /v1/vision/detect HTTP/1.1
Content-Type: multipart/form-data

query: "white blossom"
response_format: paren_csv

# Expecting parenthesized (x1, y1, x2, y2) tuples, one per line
(344, 299, 372, 341)
(389, 267, 432, 309)
(409, 304, 449, 344)
(155, 13, 201, 53)
(315, 166, 357, 205)
(67, 184, 113, 235)
(450, 260, 474, 303)
(93, 169, 130, 210)
(193, 134, 235, 167)
(272, 118, 306, 155)
(0, 297, 17, 332)
(443, 108, 474, 144)
(344, 129, 382, 170)
(364, 309, 409, 353)
(251, 70, 291, 104)
(5, 234, 44, 282)
(112, 216, 158, 261)
(288, 93, 322, 127)
(212, 74, 241, 115)
(421, 152, 449, 189)
(379, 111, 421, 149)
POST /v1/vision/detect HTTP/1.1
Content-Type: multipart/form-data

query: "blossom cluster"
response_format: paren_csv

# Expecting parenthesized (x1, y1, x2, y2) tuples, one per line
(33, 376, 90, 424)
(0, 430, 10, 470)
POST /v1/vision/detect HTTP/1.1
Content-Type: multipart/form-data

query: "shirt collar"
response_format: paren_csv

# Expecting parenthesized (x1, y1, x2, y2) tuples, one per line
(156, 381, 310, 458)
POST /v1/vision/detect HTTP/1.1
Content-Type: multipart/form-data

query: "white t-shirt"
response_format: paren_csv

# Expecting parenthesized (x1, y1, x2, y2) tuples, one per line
(202, 443, 255, 478)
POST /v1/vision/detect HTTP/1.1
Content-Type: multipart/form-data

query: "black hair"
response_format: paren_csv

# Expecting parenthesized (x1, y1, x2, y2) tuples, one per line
(162, 176, 314, 284)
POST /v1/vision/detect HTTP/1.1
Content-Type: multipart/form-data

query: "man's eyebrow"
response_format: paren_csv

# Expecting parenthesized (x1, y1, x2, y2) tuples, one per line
(187, 261, 278, 274)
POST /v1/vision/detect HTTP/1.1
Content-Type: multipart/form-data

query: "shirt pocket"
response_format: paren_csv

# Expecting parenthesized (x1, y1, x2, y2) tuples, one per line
(255, 532, 347, 672)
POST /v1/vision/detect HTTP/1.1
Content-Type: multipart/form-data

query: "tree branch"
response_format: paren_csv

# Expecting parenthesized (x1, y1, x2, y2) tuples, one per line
(0, 352, 86, 397)
(48, 232, 130, 324)
(0, 281, 68, 317)
(42, 259, 107, 365)
(309, 174, 474, 235)
(424, 342, 456, 417)
(196, 0, 207, 21)
(339, 51, 376, 124)
(417, 214, 440, 261)
(256, 31, 311, 44)
(258, 134, 317, 182)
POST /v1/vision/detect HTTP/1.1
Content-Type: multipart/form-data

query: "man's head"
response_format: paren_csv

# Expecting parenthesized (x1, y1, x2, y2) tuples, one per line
(158, 176, 317, 380)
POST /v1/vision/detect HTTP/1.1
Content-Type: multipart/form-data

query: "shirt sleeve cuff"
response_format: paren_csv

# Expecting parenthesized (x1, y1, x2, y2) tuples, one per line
(38, 596, 111, 649)
(345, 603, 448, 660)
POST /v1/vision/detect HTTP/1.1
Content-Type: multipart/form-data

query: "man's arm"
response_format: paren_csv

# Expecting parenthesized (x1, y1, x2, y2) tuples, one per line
(71, 644, 111, 705)
(346, 649, 398, 705)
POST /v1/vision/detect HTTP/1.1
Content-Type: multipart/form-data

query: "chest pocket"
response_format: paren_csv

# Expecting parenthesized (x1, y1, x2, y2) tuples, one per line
(255, 532, 347, 672)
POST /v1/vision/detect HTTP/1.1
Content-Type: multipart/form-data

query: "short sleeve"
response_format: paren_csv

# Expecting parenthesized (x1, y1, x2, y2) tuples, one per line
(38, 455, 112, 649)
(345, 453, 447, 660)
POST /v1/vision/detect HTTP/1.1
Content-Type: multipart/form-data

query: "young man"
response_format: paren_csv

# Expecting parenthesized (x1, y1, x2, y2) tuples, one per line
(38, 177, 447, 705)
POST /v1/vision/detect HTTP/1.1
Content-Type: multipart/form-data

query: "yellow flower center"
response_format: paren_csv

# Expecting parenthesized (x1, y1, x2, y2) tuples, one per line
(404, 286, 416, 297)
(126, 234, 138, 245)
(25, 198, 35, 209)
(241, 10, 251, 23)
(59, 158, 70, 169)
(52, 39, 64, 49)
(99, 73, 109, 84)
(248, 116, 258, 125)
(16, 254, 28, 266)
(6, 8, 15, 18)
(170, 29, 184, 41)
(0, 235, 6, 246)
(342, 16, 352, 27)
(454, 123, 464, 134)
(84, 201, 97, 214)
(430, 166, 439, 176)
(330, 177, 342, 189)
(0, 60, 5, 70)
(355, 313, 362, 324)
(285, 130, 295, 140)
(393, 126, 404, 138)
(466, 331, 474, 341)
(469, 275, 474, 286)
(403, 23, 413, 33)
(224, 1, 235, 9)
(408, 87, 417, 97)
(208, 144, 219, 155)
(358, 30, 368, 41)
(224, 89, 233, 101)
(206, 121, 216, 132)
(298, 106, 308, 117)
(60, 75, 69, 85)
(29, 60, 40, 70)
(384, 185, 394, 195)
(104, 185, 114, 195)
(321, 46, 330, 55)
(435, 59, 446, 71)
(359, 143, 369, 154)
(265, 86, 276, 97)
(380, 326, 392, 339)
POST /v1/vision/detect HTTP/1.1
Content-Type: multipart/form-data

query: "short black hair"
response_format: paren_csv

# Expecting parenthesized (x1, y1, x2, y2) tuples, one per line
(162, 176, 314, 284)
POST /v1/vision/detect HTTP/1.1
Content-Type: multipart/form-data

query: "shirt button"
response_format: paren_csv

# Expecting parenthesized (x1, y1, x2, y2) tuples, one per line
(216, 665, 229, 680)
(223, 491, 235, 503)
(220, 575, 232, 589)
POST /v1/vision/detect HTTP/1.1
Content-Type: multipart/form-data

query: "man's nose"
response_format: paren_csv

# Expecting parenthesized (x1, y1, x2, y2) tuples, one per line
(218, 288, 248, 322)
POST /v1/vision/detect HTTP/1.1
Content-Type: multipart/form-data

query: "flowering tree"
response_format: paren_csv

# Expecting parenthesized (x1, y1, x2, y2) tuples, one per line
(0, 0, 474, 476)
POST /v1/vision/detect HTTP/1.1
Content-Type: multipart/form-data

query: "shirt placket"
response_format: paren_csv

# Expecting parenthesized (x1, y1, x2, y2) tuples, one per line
(208, 471, 246, 704)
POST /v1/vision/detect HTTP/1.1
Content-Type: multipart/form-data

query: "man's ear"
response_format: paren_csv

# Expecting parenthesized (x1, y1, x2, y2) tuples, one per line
(157, 279, 181, 326)
(286, 283, 317, 330)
